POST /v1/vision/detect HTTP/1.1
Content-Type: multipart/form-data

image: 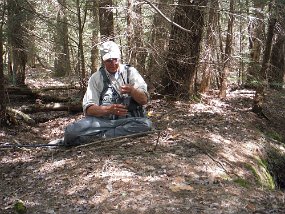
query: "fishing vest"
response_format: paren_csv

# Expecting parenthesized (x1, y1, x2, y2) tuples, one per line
(99, 65, 145, 118)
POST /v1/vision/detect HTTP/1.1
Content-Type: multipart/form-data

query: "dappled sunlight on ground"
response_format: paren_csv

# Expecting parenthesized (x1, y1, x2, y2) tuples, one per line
(1, 69, 285, 213)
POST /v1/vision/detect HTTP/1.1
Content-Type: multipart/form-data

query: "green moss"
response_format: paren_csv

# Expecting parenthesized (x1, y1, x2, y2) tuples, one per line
(266, 147, 285, 189)
(244, 159, 275, 190)
(244, 163, 261, 186)
(233, 178, 250, 188)
(266, 131, 283, 142)
(190, 94, 201, 102)
(257, 158, 275, 190)
(255, 126, 283, 143)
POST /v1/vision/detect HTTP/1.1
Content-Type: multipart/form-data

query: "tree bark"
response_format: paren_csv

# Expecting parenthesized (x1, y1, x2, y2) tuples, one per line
(253, 0, 277, 115)
(99, 0, 114, 40)
(245, 0, 266, 87)
(126, 0, 146, 74)
(199, 0, 219, 93)
(54, 0, 71, 77)
(7, 0, 29, 86)
(76, 0, 87, 88)
(162, 0, 208, 98)
(0, 4, 6, 125)
(260, 17, 276, 82)
(269, 33, 285, 90)
(219, 0, 234, 98)
(91, 0, 100, 73)
(146, 0, 173, 91)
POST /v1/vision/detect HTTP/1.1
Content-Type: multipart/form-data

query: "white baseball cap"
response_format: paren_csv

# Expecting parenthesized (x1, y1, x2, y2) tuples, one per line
(100, 41, 121, 61)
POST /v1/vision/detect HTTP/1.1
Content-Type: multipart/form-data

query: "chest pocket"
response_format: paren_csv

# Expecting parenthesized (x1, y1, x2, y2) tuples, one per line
(100, 85, 120, 106)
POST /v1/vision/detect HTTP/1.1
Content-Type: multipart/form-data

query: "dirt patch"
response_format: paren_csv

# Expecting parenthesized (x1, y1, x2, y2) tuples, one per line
(1, 70, 285, 213)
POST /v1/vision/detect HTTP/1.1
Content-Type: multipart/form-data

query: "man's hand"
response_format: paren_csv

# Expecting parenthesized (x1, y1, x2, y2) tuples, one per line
(86, 103, 127, 117)
(120, 84, 134, 95)
(121, 84, 148, 105)
(110, 104, 128, 116)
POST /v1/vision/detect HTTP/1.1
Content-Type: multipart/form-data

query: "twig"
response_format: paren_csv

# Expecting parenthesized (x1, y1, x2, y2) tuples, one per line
(76, 130, 160, 149)
(0, 143, 62, 149)
(0, 130, 161, 150)
(152, 130, 162, 151)
(142, 0, 192, 33)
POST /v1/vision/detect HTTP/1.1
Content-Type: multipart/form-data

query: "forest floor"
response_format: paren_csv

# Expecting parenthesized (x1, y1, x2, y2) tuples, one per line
(1, 68, 285, 214)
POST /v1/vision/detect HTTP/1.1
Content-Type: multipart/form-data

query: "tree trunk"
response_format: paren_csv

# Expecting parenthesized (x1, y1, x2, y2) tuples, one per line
(7, 0, 28, 86)
(162, 0, 208, 98)
(54, 0, 71, 77)
(146, 0, 173, 91)
(126, 0, 146, 73)
(0, 9, 6, 125)
(99, 0, 114, 40)
(245, 0, 266, 87)
(91, 0, 100, 73)
(253, 0, 276, 115)
(19, 102, 82, 114)
(76, 0, 87, 88)
(259, 16, 276, 82)
(126, 0, 134, 63)
(199, 0, 219, 93)
(219, 0, 234, 98)
(270, 34, 285, 90)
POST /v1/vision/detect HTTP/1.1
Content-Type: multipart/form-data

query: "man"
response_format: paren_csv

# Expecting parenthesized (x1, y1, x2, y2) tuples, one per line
(57, 41, 152, 146)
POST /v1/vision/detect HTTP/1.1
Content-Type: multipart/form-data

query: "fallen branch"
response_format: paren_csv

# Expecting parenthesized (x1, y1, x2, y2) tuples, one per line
(0, 130, 161, 150)
(76, 130, 161, 149)
(19, 102, 82, 113)
(7, 107, 36, 125)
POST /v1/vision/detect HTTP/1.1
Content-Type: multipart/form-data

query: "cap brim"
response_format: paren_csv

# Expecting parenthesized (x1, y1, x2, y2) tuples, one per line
(102, 52, 121, 61)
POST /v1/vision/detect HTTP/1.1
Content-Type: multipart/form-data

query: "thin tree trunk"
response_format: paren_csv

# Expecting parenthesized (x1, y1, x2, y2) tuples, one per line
(91, 0, 100, 73)
(0, 9, 6, 125)
(7, 0, 28, 86)
(260, 18, 276, 81)
(76, 0, 87, 88)
(126, 0, 146, 73)
(54, 0, 71, 77)
(252, 0, 276, 114)
(126, 0, 134, 63)
(99, 0, 114, 40)
(270, 35, 285, 90)
(245, 0, 266, 87)
(219, 0, 234, 98)
(199, 0, 219, 93)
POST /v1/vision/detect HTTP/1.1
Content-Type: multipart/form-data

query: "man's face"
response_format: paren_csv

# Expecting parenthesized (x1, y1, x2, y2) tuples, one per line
(104, 58, 119, 73)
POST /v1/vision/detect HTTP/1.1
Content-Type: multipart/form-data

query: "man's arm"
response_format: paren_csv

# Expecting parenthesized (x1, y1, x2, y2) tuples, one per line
(86, 103, 128, 117)
(121, 85, 148, 105)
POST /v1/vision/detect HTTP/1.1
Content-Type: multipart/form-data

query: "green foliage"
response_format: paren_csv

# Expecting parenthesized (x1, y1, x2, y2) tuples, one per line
(277, 0, 285, 5)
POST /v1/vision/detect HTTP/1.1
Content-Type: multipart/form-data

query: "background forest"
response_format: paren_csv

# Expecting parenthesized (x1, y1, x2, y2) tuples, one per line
(0, 0, 284, 115)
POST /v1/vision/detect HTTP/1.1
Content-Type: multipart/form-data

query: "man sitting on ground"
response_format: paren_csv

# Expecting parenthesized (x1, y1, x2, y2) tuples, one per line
(51, 41, 152, 146)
